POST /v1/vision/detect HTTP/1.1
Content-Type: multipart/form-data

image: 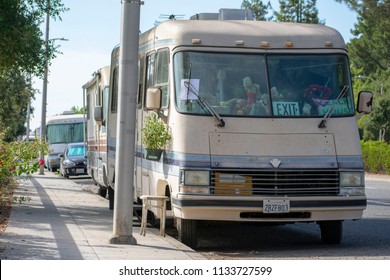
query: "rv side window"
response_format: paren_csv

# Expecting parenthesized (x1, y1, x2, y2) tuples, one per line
(111, 68, 118, 113)
(138, 56, 145, 108)
(86, 92, 91, 120)
(96, 86, 102, 107)
(103, 86, 109, 124)
(155, 49, 170, 108)
(144, 53, 156, 109)
(145, 53, 155, 90)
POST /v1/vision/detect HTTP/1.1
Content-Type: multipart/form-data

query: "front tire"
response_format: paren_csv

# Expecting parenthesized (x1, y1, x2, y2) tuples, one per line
(319, 220, 343, 244)
(176, 218, 198, 249)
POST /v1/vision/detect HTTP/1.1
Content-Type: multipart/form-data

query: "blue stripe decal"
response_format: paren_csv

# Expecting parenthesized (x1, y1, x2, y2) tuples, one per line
(134, 145, 363, 172)
(337, 155, 364, 169)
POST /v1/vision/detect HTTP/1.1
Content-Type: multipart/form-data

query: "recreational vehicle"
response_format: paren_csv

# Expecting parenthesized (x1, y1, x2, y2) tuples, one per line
(83, 66, 110, 197)
(89, 9, 373, 248)
(45, 112, 85, 172)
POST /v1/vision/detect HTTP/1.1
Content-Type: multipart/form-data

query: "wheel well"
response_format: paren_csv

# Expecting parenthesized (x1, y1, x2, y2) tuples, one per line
(102, 164, 109, 187)
(156, 180, 171, 210)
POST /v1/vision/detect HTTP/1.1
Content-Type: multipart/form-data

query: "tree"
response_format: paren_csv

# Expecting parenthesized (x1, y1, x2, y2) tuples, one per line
(273, 0, 324, 23)
(0, 0, 67, 141)
(340, 0, 390, 74)
(0, 0, 67, 77)
(336, 0, 390, 141)
(71, 106, 85, 115)
(241, 0, 272, 21)
(241, 0, 324, 23)
(0, 69, 36, 141)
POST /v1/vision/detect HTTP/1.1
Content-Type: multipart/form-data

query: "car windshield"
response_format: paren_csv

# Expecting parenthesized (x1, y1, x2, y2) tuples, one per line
(173, 52, 355, 117)
(66, 146, 85, 156)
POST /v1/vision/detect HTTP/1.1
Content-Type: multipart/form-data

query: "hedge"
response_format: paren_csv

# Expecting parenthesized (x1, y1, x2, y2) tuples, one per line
(361, 141, 390, 175)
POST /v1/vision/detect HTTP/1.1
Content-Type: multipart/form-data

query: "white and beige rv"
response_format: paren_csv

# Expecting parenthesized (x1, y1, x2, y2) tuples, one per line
(86, 9, 372, 248)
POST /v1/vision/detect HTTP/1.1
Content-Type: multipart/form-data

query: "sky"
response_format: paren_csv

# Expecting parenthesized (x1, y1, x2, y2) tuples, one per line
(29, 0, 357, 131)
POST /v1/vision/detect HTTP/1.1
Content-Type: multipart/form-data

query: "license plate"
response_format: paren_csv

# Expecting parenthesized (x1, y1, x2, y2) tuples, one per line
(76, 168, 85, 174)
(263, 199, 290, 213)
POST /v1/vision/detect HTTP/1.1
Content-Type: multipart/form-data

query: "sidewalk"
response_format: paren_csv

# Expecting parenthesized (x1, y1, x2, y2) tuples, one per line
(0, 172, 206, 260)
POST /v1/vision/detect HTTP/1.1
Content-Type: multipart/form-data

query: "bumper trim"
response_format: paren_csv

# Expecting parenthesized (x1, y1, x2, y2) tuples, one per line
(172, 198, 367, 208)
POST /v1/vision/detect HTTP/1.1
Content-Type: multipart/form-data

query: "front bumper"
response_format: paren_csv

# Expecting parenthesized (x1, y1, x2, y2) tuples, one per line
(63, 167, 88, 176)
(172, 195, 366, 222)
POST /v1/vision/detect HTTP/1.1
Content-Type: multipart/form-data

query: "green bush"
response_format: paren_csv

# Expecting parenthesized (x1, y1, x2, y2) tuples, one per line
(0, 139, 50, 205)
(361, 141, 390, 175)
(141, 113, 172, 150)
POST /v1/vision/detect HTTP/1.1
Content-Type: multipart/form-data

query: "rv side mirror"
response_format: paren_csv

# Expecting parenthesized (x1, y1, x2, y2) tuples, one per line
(94, 106, 103, 125)
(357, 91, 373, 114)
(145, 87, 162, 110)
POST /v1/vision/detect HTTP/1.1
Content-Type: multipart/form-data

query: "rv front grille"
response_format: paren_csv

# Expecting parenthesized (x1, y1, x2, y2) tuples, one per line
(210, 169, 339, 196)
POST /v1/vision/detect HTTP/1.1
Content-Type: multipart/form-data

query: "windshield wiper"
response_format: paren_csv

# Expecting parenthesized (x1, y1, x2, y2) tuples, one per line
(318, 85, 349, 128)
(184, 80, 225, 127)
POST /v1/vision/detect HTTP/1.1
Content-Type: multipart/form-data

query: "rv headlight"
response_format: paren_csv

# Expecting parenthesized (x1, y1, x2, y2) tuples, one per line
(339, 187, 365, 196)
(340, 171, 364, 187)
(339, 171, 365, 196)
(183, 170, 210, 186)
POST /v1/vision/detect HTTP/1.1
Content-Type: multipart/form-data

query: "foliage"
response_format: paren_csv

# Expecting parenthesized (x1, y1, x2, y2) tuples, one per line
(273, 0, 324, 23)
(0, 0, 67, 77)
(359, 94, 390, 142)
(0, 139, 50, 206)
(0, 69, 36, 142)
(71, 106, 85, 115)
(241, 0, 272, 21)
(241, 0, 324, 23)
(0, 0, 67, 142)
(339, 0, 390, 141)
(344, 0, 390, 74)
(141, 113, 172, 150)
(361, 141, 390, 175)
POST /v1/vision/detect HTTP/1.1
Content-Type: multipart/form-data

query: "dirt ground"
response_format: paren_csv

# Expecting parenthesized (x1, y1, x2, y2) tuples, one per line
(0, 205, 11, 234)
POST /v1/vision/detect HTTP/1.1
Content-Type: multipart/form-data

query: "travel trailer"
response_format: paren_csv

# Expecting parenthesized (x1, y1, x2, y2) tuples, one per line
(86, 9, 373, 248)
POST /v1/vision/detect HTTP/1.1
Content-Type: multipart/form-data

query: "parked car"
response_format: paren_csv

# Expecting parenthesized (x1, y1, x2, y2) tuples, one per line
(59, 143, 88, 178)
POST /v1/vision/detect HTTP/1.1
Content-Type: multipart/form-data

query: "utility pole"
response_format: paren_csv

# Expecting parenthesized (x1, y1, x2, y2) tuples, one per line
(39, 7, 50, 175)
(110, 0, 142, 244)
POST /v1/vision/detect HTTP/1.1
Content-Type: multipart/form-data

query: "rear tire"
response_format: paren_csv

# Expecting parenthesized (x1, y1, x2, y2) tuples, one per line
(176, 218, 198, 248)
(319, 220, 343, 244)
(98, 186, 107, 198)
(108, 187, 114, 210)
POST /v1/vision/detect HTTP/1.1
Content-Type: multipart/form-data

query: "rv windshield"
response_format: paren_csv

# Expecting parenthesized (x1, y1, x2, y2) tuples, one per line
(46, 123, 84, 144)
(173, 52, 355, 117)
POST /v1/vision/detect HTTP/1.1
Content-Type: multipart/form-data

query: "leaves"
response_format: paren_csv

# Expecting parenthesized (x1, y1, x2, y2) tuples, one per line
(274, 0, 324, 23)
(241, 0, 324, 23)
(0, 0, 67, 77)
(141, 113, 172, 150)
(0, 0, 67, 141)
(0, 140, 50, 205)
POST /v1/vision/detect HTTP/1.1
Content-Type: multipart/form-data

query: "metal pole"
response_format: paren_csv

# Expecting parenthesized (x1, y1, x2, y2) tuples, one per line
(26, 74, 31, 141)
(39, 9, 50, 175)
(110, 0, 142, 245)
(26, 99, 30, 140)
